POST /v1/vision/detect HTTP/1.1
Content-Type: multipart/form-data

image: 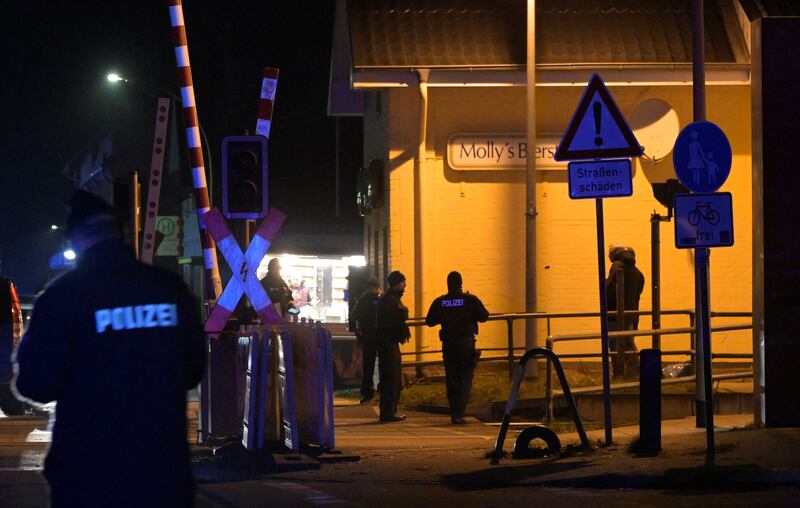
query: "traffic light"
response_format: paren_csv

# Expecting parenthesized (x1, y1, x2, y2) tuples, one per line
(222, 135, 269, 219)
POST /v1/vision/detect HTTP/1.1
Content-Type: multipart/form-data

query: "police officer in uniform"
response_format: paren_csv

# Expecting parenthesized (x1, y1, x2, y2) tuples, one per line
(375, 271, 410, 422)
(13, 190, 205, 508)
(425, 272, 489, 424)
(351, 276, 381, 404)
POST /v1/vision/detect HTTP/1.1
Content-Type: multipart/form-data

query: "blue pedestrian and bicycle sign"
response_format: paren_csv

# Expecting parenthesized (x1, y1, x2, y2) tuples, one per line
(673, 121, 732, 193)
(674, 192, 734, 248)
(568, 159, 632, 199)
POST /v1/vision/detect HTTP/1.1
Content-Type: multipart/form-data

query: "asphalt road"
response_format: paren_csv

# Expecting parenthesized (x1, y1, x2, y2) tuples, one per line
(2, 405, 800, 507)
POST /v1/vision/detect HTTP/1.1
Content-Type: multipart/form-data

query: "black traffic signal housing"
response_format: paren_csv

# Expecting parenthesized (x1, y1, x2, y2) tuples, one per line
(651, 178, 688, 218)
(222, 135, 269, 219)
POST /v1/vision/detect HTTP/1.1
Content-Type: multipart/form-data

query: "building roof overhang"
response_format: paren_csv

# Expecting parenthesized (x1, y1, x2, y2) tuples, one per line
(352, 63, 751, 89)
(330, 1, 754, 115)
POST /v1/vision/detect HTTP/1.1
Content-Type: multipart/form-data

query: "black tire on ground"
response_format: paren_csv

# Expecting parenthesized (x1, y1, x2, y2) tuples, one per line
(512, 425, 561, 459)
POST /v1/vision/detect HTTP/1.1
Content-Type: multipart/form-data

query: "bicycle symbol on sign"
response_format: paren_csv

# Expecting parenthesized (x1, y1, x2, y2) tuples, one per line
(687, 201, 720, 226)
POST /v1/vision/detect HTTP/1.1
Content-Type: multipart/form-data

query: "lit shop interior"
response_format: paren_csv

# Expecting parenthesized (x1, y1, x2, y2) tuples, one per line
(256, 254, 365, 324)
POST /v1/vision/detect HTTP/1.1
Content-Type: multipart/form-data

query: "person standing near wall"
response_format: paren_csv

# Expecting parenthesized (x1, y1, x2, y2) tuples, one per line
(352, 276, 381, 404)
(425, 272, 489, 424)
(375, 271, 409, 422)
(606, 245, 645, 377)
(13, 190, 205, 507)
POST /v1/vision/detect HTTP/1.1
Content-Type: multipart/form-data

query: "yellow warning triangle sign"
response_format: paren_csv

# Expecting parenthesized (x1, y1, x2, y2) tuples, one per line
(554, 74, 643, 161)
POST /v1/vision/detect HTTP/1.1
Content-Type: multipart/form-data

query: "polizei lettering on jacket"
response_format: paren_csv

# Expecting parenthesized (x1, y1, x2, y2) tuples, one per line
(441, 299, 464, 308)
(95, 304, 179, 333)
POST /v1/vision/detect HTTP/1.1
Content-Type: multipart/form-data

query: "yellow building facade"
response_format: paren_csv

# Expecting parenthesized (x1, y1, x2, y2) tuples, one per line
(331, 0, 756, 363)
(361, 83, 752, 362)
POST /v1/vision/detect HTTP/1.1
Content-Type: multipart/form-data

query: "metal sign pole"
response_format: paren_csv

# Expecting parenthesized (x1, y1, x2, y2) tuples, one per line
(595, 197, 613, 445)
(692, 0, 714, 456)
(555, 73, 643, 448)
(694, 256, 707, 428)
(697, 247, 715, 454)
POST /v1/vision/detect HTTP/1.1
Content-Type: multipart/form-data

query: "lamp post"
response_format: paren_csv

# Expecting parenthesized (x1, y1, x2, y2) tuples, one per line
(105, 72, 215, 200)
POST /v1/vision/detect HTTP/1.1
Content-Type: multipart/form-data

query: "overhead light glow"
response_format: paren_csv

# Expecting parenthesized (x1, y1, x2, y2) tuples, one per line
(63, 249, 77, 261)
(106, 73, 125, 83)
(50, 224, 59, 230)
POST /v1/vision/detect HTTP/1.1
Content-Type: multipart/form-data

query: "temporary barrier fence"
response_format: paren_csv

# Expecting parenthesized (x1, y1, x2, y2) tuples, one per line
(205, 321, 335, 453)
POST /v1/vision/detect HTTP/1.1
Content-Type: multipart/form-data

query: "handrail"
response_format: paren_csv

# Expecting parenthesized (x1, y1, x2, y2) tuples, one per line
(549, 323, 752, 344)
(402, 309, 751, 380)
(550, 370, 753, 397)
(399, 308, 752, 429)
(543, 322, 752, 422)
(405, 308, 717, 378)
(406, 308, 695, 325)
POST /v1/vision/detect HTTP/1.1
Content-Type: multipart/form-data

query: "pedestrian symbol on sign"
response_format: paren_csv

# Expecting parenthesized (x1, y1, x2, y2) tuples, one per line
(673, 121, 732, 194)
(686, 131, 721, 187)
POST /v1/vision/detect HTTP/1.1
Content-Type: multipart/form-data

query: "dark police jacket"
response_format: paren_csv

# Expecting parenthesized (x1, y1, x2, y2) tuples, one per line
(376, 290, 410, 345)
(352, 288, 380, 343)
(261, 271, 294, 316)
(425, 290, 489, 342)
(14, 239, 205, 506)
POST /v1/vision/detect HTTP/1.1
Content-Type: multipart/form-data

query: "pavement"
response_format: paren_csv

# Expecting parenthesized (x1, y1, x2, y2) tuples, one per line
(2, 401, 800, 507)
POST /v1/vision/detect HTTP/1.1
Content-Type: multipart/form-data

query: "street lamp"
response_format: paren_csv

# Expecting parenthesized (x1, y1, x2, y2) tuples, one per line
(105, 71, 215, 199)
(106, 73, 127, 83)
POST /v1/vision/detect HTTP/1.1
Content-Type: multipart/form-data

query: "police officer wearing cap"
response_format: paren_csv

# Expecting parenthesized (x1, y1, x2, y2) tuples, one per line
(425, 272, 489, 424)
(13, 190, 205, 507)
(375, 271, 410, 422)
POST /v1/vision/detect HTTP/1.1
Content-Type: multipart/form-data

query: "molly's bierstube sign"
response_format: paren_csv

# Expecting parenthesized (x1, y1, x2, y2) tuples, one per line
(447, 134, 565, 170)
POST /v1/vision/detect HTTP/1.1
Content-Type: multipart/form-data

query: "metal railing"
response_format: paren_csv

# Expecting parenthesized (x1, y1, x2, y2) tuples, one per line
(404, 308, 698, 373)
(543, 318, 752, 422)
(403, 308, 753, 422)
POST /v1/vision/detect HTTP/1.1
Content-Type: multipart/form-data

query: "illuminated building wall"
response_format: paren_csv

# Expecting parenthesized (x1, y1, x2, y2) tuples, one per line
(363, 83, 752, 362)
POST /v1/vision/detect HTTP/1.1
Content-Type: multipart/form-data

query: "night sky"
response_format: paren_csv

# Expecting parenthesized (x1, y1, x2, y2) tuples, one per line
(1, 1, 361, 293)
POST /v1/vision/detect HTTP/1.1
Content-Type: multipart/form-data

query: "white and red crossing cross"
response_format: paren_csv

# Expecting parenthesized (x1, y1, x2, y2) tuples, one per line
(201, 207, 287, 335)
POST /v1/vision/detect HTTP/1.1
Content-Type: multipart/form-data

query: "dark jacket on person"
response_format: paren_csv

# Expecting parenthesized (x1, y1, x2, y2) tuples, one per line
(376, 290, 410, 345)
(352, 288, 380, 342)
(606, 252, 645, 325)
(425, 291, 490, 341)
(262, 271, 294, 316)
(13, 239, 205, 507)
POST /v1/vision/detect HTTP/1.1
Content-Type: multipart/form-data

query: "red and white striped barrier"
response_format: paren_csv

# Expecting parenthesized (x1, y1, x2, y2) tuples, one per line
(200, 208, 287, 335)
(255, 67, 279, 138)
(167, 0, 222, 299)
